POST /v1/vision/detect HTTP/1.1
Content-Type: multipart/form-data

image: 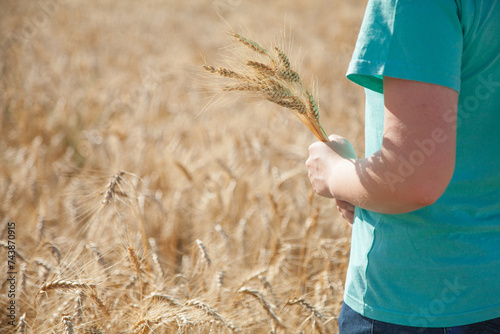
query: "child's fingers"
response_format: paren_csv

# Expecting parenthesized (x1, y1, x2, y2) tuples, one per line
(336, 199, 355, 225)
(336, 199, 355, 212)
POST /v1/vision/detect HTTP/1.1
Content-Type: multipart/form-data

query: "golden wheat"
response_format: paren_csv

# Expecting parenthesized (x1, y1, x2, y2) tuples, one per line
(287, 298, 325, 321)
(185, 299, 241, 333)
(45, 242, 62, 265)
(203, 33, 329, 142)
(238, 287, 283, 328)
(144, 293, 183, 307)
(86, 242, 108, 269)
(127, 246, 142, 278)
(16, 313, 26, 333)
(195, 239, 212, 267)
(0, 240, 26, 262)
(148, 238, 164, 278)
(102, 171, 126, 205)
(39, 280, 97, 293)
(0, 0, 364, 332)
(88, 289, 110, 318)
(73, 290, 85, 325)
(61, 315, 74, 334)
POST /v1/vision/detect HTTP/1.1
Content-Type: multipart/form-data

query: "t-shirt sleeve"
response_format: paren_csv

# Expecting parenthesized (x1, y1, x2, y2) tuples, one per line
(346, 0, 463, 93)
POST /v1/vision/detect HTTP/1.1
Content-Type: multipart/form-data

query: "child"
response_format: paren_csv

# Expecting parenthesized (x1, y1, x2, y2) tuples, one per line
(306, 1, 500, 332)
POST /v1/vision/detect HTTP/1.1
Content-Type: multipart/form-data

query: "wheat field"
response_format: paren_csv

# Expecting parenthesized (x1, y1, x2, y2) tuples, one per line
(0, 0, 367, 333)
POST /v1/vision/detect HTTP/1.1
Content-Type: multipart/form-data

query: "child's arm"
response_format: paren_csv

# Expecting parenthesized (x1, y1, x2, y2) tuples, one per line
(306, 76, 458, 214)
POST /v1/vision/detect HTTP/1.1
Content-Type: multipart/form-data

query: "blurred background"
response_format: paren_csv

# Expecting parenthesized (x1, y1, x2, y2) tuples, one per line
(1, 0, 367, 332)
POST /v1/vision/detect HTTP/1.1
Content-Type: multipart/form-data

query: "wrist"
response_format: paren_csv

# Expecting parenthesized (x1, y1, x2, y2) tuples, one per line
(328, 157, 356, 199)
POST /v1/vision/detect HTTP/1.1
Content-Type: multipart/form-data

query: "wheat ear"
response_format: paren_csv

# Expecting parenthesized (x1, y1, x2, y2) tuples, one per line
(186, 299, 241, 333)
(102, 170, 125, 205)
(17, 313, 26, 333)
(196, 239, 211, 267)
(238, 287, 284, 328)
(88, 289, 110, 318)
(287, 298, 325, 320)
(61, 315, 74, 334)
(127, 246, 142, 278)
(39, 280, 97, 293)
(144, 292, 183, 307)
(203, 33, 329, 142)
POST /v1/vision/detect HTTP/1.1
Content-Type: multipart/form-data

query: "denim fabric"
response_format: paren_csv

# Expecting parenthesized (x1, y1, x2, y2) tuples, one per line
(339, 303, 500, 334)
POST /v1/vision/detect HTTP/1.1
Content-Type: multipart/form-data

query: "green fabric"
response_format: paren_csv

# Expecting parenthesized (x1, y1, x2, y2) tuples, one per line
(345, 0, 500, 327)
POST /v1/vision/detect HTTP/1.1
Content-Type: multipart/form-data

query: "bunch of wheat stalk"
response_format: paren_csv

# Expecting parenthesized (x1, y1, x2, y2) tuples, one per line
(203, 33, 329, 142)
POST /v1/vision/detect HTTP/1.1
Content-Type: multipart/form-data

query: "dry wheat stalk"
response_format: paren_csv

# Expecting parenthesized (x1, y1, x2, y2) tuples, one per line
(73, 290, 86, 324)
(61, 315, 75, 334)
(216, 158, 237, 179)
(0, 240, 26, 262)
(86, 242, 107, 269)
(214, 224, 230, 251)
(186, 299, 240, 333)
(238, 287, 284, 328)
(45, 242, 62, 264)
(238, 269, 267, 289)
(36, 216, 45, 243)
(195, 239, 211, 267)
(127, 246, 142, 278)
(258, 275, 279, 307)
(88, 289, 110, 318)
(287, 297, 327, 334)
(144, 292, 183, 307)
(174, 161, 194, 182)
(39, 279, 97, 293)
(175, 313, 193, 327)
(102, 170, 126, 204)
(203, 33, 329, 142)
(36, 267, 50, 283)
(148, 238, 164, 278)
(127, 245, 145, 300)
(186, 299, 224, 322)
(101, 171, 152, 273)
(287, 298, 325, 321)
(216, 270, 225, 289)
(18, 262, 27, 295)
(238, 218, 248, 261)
(132, 318, 161, 333)
(0, 218, 9, 239)
(34, 258, 53, 273)
(17, 313, 26, 333)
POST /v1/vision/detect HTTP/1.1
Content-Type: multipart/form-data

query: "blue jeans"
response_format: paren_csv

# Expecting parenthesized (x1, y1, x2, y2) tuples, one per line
(339, 302, 500, 334)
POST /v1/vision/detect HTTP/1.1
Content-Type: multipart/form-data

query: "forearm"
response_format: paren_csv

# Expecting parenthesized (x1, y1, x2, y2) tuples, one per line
(330, 149, 446, 214)
(308, 78, 457, 215)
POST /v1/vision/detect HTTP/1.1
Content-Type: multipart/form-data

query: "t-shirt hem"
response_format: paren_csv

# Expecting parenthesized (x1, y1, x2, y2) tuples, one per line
(346, 59, 461, 93)
(343, 293, 500, 328)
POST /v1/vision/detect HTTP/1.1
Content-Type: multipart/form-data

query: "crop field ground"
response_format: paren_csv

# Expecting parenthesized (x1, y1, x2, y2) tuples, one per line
(0, 0, 367, 333)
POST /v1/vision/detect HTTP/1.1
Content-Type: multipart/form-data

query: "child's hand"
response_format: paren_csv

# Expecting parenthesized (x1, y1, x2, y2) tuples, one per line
(336, 199, 355, 225)
(305, 135, 357, 198)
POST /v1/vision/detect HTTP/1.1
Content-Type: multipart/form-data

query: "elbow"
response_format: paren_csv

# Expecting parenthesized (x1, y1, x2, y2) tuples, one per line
(372, 177, 452, 215)
(384, 185, 448, 215)
(384, 165, 454, 214)
(412, 191, 443, 208)
(402, 171, 454, 212)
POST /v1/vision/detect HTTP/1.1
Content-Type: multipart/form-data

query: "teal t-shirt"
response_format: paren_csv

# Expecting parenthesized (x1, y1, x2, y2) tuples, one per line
(345, 0, 500, 327)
